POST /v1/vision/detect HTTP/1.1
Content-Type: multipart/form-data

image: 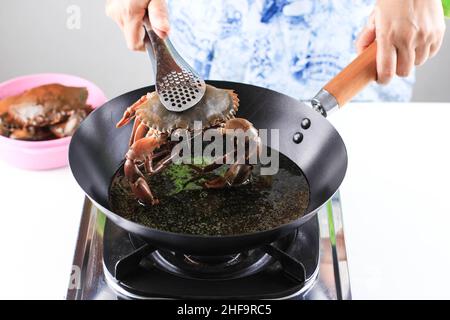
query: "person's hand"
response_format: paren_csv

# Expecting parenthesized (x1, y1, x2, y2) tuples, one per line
(356, 0, 446, 84)
(106, 0, 170, 51)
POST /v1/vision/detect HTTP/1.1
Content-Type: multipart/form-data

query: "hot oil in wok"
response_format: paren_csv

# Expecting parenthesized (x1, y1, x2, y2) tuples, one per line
(109, 149, 310, 236)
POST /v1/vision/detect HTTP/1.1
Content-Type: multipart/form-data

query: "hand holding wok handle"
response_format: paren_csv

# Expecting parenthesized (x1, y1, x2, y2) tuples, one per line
(312, 42, 377, 117)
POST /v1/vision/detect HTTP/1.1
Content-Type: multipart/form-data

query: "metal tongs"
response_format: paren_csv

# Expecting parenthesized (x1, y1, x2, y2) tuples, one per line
(143, 15, 206, 112)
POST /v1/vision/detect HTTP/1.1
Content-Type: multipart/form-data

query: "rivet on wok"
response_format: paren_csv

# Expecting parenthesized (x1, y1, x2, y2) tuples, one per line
(301, 118, 311, 129)
(293, 132, 303, 144)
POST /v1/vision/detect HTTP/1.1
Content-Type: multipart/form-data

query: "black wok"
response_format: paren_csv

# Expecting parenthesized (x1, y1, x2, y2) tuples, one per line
(69, 43, 377, 255)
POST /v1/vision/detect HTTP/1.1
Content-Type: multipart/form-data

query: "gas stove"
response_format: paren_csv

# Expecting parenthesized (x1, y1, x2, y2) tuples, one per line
(66, 192, 350, 300)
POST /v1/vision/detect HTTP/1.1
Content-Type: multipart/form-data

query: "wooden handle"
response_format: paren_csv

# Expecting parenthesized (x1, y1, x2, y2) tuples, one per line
(324, 42, 377, 107)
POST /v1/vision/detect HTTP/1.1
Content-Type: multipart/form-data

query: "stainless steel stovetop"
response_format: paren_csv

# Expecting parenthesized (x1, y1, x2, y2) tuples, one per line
(66, 192, 350, 300)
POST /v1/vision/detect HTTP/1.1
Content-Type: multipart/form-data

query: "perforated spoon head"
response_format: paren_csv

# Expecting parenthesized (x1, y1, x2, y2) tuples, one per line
(143, 18, 206, 112)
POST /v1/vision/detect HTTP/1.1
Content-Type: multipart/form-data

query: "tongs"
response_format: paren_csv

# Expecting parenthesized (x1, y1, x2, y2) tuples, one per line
(143, 16, 206, 112)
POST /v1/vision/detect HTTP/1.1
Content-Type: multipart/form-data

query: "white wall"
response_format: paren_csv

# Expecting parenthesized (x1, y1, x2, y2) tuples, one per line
(412, 19, 450, 102)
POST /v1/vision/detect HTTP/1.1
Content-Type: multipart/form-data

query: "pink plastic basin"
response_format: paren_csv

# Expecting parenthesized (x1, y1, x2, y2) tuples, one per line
(0, 73, 107, 170)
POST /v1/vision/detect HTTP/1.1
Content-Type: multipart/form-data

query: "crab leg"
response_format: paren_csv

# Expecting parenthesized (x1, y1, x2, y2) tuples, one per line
(49, 108, 90, 138)
(151, 151, 178, 174)
(205, 118, 261, 189)
(124, 133, 165, 205)
(116, 94, 149, 128)
(132, 121, 149, 145)
(144, 149, 171, 172)
(205, 164, 254, 189)
(128, 118, 141, 146)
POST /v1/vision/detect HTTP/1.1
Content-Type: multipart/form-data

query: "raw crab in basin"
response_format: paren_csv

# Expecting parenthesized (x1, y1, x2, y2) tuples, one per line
(116, 84, 261, 206)
(0, 84, 92, 140)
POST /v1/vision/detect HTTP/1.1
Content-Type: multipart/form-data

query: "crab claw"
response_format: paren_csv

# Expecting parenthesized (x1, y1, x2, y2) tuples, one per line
(124, 134, 167, 206)
(130, 175, 159, 206)
(50, 108, 90, 138)
(205, 164, 254, 189)
(116, 94, 149, 128)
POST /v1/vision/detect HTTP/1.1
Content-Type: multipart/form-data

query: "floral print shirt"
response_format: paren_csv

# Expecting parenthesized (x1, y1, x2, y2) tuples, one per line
(167, 0, 414, 102)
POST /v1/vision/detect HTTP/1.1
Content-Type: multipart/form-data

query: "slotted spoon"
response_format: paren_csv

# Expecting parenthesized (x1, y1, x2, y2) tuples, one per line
(143, 16, 206, 112)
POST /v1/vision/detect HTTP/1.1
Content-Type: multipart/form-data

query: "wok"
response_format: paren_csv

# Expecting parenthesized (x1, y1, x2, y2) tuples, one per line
(69, 43, 377, 255)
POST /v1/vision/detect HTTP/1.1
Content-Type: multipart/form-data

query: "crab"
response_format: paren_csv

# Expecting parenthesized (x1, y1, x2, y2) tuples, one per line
(0, 84, 92, 140)
(116, 84, 261, 206)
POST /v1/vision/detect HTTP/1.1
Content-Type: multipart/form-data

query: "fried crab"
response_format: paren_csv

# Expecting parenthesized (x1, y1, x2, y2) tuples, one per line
(0, 84, 92, 140)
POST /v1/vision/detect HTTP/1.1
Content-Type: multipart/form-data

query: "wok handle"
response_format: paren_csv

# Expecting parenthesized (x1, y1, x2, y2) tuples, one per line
(312, 42, 377, 117)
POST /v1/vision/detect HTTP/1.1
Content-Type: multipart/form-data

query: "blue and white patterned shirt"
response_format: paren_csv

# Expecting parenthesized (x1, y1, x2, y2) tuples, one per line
(167, 0, 414, 102)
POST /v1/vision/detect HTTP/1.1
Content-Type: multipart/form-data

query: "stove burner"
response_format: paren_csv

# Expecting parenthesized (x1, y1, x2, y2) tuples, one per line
(150, 250, 271, 280)
(103, 217, 320, 299)
(184, 253, 242, 265)
(126, 232, 298, 281)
